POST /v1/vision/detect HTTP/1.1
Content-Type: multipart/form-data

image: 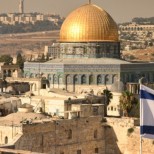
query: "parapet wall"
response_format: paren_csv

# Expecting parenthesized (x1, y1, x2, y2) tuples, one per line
(15, 116, 106, 154)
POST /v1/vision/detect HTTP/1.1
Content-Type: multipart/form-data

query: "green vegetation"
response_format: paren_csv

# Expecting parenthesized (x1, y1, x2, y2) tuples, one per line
(102, 89, 113, 105)
(127, 127, 134, 136)
(16, 53, 24, 70)
(119, 91, 138, 117)
(0, 20, 63, 34)
(0, 55, 13, 64)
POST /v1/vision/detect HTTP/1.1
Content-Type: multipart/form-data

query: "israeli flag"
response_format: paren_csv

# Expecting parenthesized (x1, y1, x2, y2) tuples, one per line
(140, 84, 154, 139)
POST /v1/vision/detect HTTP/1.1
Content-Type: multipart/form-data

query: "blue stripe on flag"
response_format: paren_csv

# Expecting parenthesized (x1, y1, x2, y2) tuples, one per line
(141, 126, 154, 135)
(140, 90, 154, 100)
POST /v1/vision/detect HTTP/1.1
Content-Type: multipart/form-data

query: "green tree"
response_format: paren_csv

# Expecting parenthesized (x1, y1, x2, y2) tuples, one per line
(16, 53, 24, 69)
(0, 55, 13, 64)
(41, 53, 45, 61)
(46, 54, 49, 61)
(102, 89, 113, 105)
(119, 91, 137, 117)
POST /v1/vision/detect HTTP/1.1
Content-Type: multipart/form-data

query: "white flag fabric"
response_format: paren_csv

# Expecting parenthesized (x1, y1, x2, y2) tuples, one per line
(140, 84, 154, 139)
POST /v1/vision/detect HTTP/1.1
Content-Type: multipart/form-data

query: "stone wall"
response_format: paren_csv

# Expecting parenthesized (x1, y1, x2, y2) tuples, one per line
(0, 125, 22, 145)
(106, 117, 154, 154)
(15, 116, 105, 154)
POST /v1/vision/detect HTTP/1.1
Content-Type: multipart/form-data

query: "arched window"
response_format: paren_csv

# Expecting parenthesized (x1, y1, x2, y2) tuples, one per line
(105, 75, 109, 85)
(53, 75, 57, 83)
(66, 75, 71, 86)
(73, 75, 78, 84)
(58, 75, 63, 84)
(89, 75, 94, 85)
(97, 75, 102, 85)
(112, 75, 117, 84)
(81, 75, 86, 84)
(5, 136, 8, 144)
(48, 74, 52, 81)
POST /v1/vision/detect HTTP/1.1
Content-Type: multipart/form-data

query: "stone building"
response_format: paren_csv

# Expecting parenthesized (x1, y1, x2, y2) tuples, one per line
(0, 96, 21, 116)
(1, 64, 22, 78)
(44, 44, 60, 59)
(0, 99, 106, 154)
(24, 2, 154, 94)
(119, 23, 154, 32)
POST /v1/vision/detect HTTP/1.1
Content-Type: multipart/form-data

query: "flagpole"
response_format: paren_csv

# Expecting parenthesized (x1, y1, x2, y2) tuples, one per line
(140, 135, 142, 154)
(139, 82, 142, 154)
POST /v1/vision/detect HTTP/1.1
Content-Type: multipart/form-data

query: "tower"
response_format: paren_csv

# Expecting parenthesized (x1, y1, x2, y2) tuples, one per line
(19, 0, 24, 14)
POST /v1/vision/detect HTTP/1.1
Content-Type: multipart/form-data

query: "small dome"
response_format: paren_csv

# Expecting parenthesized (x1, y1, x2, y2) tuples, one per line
(60, 3, 119, 42)
(6, 86, 17, 94)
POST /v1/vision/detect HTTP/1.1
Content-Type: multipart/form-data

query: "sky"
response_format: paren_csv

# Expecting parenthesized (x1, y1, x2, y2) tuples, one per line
(0, 0, 154, 23)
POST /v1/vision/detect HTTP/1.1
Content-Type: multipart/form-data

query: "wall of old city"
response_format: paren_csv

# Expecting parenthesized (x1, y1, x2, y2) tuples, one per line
(15, 116, 105, 154)
(106, 117, 154, 154)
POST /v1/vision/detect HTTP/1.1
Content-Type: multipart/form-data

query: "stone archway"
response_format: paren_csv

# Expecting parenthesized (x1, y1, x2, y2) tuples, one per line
(81, 75, 86, 85)
(105, 75, 110, 85)
(53, 74, 57, 88)
(58, 74, 63, 88)
(66, 74, 72, 91)
(112, 75, 118, 84)
(89, 75, 94, 85)
(97, 75, 102, 85)
(73, 74, 78, 92)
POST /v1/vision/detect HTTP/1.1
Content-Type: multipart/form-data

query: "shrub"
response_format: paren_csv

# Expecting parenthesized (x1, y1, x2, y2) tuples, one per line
(127, 127, 134, 136)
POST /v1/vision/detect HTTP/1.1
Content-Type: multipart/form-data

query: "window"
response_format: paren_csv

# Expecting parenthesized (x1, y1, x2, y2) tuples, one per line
(77, 150, 81, 154)
(95, 148, 99, 153)
(68, 129, 72, 139)
(81, 75, 86, 84)
(97, 75, 102, 85)
(94, 130, 98, 139)
(5, 136, 8, 144)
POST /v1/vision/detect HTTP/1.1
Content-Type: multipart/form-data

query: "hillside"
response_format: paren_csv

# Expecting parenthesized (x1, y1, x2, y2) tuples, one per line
(0, 30, 59, 56)
(122, 47, 154, 62)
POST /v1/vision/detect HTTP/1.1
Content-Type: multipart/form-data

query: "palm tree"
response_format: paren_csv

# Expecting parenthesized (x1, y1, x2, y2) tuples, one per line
(102, 88, 113, 116)
(119, 91, 137, 117)
(102, 89, 113, 105)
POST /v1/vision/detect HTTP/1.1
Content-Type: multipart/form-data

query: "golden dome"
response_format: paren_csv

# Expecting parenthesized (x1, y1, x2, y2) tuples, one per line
(60, 3, 119, 42)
